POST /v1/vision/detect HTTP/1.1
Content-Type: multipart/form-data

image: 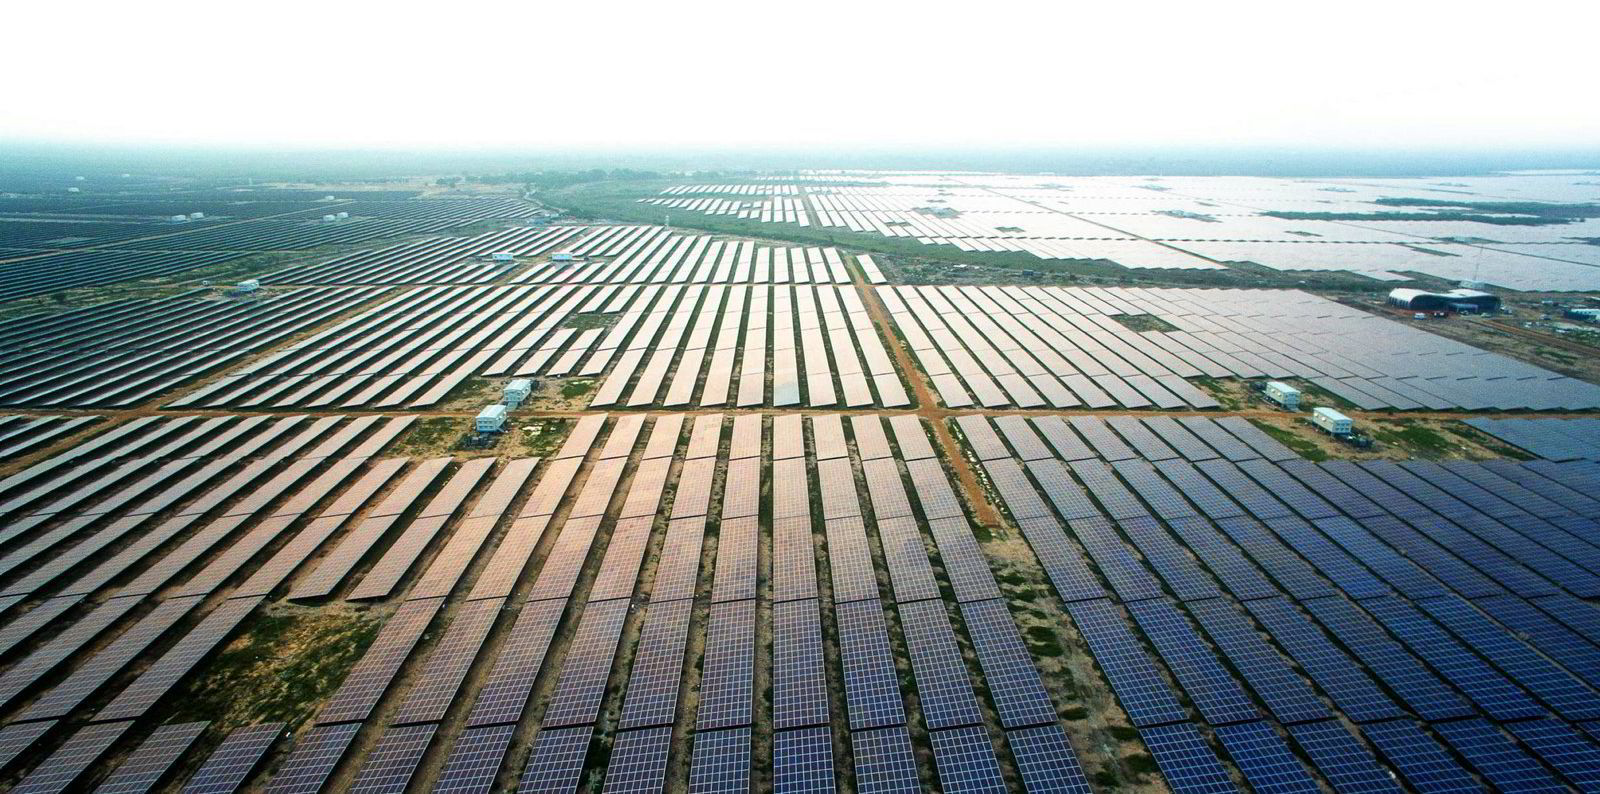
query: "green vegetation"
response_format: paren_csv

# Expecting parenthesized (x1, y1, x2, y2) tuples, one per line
(1369, 420, 1454, 455)
(563, 312, 617, 330)
(1093, 769, 1120, 788)
(1024, 626, 1065, 657)
(541, 179, 1396, 292)
(1251, 420, 1328, 461)
(1267, 198, 1600, 227)
(166, 609, 380, 730)
(1110, 314, 1181, 333)
(560, 379, 597, 399)
(393, 417, 462, 454)
(1107, 725, 1140, 742)
(1126, 753, 1160, 776)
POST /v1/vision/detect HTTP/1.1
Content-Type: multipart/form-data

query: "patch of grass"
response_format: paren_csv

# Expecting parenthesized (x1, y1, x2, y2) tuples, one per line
(519, 418, 573, 456)
(972, 525, 996, 542)
(165, 609, 380, 730)
(1061, 706, 1088, 720)
(1251, 420, 1327, 462)
(1108, 725, 1140, 742)
(560, 379, 597, 399)
(1371, 420, 1454, 455)
(1126, 753, 1159, 777)
(1110, 314, 1180, 333)
(1024, 626, 1065, 657)
(393, 417, 462, 454)
(1093, 769, 1121, 788)
(563, 312, 616, 330)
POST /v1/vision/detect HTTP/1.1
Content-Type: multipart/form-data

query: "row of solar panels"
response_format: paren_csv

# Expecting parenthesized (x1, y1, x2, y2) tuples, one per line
(0, 286, 387, 408)
(971, 413, 1600, 792)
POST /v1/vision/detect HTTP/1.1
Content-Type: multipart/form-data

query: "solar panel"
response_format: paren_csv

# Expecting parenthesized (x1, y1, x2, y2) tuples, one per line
(1064, 516, 1166, 603)
(836, 599, 906, 730)
(1029, 417, 1095, 461)
(96, 596, 263, 722)
(618, 600, 693, 729)
(640, 414, 685, 460)
(13, 720, 133, 794)
(850, 415, 893, 461)
(1285, 720, 1402, 794)
(887, 415, 934, 461)
(1359, 719, 1481, 794)
(1106, 417, 1179, 461)
(771, 514, 819, 602)
(1125, 600, 1259, 725)
(179, 722, 284, 794)
(431, 724, 514, 794)
(1299, 596, 1472, 721)
(1185, 598, 1330, 725)
(1360, 596, 1543, 721)
(1417, 595, 1600, 721)
(928, 726, 1007, 794)
(826, 516, 879, 604)
(874, 516, 940, 603)
(685, 414, 723, 459)
(689, 727, 750, 794)
(316, 597, 442, 725)
(542, 599, 631, 727)
(1006, 724, 1093, 794)
(1239, 598, 1401, 723)
(1137, 722, 1237, 794)
(1142, 417, 1221, 463)
(1212, 721, 1320, 794)
(1117, 515, 1223, 602)
(1505, 718, 1600, 792)
(264, 723, 361, 794)
(851, 726, 921, 794)
(711, 516, 758, 603)
(1062, 599, 1187, 727)
(906, 459, 964, 520)
(898, 600, 983, 730)
(772, 599, 830, 729)
(602, 727, 671, 794)
(772, 726, 835, 794)
(1432, 719, 1566, 794)
(1068, 459, 1149, 520)
(861, 459, 913, 521)
(516, 726, 593, 794)
(348, 723, 437, 794)
(811, 415, 849, 460)
(771, 459, 810, 519)
(0, 721, 55, 775)
(955, 416, 1011, 461)
(95, 720, 208, 794)
(960, 599, 1060, 728)
(696, 599, 756, 730)
(390, 598, 504, 725)
(816, 458, 860, 520)
(468, 598, 566, 727)
(771, 415, 805, 460)
(18, 595, 200, 721)
(728, 414, 762, 460)
(927, 517, 1002, 603)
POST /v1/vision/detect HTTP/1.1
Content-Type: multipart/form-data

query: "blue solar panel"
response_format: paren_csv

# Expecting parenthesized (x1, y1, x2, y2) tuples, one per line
(1433, 718, 1566, 794)
(1240, 598, 1402, 723)
(772, 727, 835, 794)
(1360, 596, 1544, 721)
(851, 726, 921, 794)
(959, 599, 1059, 728)
(688, 727, 749, 794)
(1125, 600, 1259, 725)
(1137, 722, 1239, 794)
(1185, 599, 1330, 725)
(1160, 515, 1280, 601)
(1005, 725, 1092, 794)
(1299, 596, 1473, 721)
(1012, 515, 1106, 603)
(897, 600, 983, 730)
(1117, 516, 1222, 602)
(928, 726, 1007, 794)
(1284, 720, 1402, 794)
(1359, 719, 1481, 794)
(1154, 460, 1246, 520)
(1069, 459, 1152, 521)
(1259, 515, 1390, 599)
(1063, 599, 1187, 727)
(1418, 595, 1600, 720)
(1211, 516, 1335, 601)
(1505, 718, 1600, 792)
(1308, 516, 1448, 600)
(1064, 516, 1166, 602)
(516, 727, 592, 794)
(1212, 721, 1320, 794)
(1111, 459, 1200, 521)
(835, 599, 906, 731)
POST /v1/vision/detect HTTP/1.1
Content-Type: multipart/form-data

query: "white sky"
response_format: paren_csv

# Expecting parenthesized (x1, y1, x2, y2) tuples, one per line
(4, 0, 1596, 151)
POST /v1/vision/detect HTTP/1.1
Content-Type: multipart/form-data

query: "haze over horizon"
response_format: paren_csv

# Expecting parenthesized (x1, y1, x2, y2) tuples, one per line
(5, 0, 1597, 154)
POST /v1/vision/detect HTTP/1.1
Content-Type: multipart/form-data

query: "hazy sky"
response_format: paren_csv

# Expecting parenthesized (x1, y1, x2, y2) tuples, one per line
(5, 1, 1596, 152)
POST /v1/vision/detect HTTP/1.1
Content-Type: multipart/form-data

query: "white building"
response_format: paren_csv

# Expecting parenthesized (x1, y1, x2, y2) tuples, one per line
(504, 378, 533, 407)
(476, 404, 508, 433)
(1264, 381, 1301, 410)
(1312, 407, 1353, 435)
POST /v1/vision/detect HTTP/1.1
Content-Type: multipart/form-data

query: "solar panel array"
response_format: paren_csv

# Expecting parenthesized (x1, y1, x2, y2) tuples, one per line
(966, 411, 1600, 794)
(886, 284, 1600, 410)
